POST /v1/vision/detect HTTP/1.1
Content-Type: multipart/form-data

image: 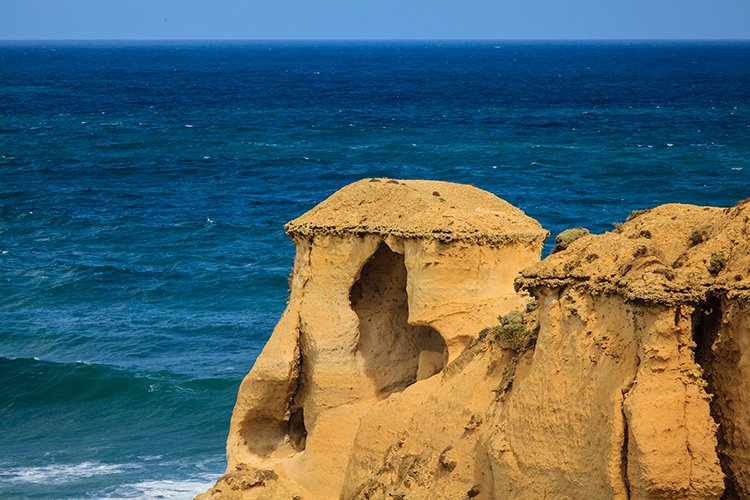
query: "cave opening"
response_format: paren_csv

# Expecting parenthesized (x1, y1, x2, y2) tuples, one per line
(350, 243, 448, 398)
(691, 296, 739, 498)
(288, 407, 307, 452)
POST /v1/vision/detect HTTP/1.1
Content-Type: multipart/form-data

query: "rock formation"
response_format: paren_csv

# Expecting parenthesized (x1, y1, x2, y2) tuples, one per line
(199, 179, 546, 499)
(200, 182, 750, 499)
(512, 201, 750, 498)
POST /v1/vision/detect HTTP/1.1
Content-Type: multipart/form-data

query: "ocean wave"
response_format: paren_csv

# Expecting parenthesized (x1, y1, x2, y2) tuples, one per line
(0, 356, 235, 495)
(0, 461, 136, 485)
(0, 356, 238, 408)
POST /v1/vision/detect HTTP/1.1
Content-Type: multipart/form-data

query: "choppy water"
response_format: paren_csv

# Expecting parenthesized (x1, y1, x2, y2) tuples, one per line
(1, 41, 749, 498)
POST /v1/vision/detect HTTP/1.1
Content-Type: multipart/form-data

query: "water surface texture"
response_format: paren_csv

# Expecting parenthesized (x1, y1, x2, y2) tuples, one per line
(1, 41, 749, 498)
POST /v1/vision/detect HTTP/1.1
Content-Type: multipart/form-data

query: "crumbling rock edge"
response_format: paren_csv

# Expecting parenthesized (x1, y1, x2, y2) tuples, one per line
(200, 182, 750, 499)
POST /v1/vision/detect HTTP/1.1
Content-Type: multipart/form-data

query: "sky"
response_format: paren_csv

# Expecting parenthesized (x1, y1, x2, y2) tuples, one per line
(1, 0, 750, 40)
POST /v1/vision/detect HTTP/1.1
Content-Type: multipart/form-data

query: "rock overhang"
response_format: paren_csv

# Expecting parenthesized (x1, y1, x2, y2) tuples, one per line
(285, 178, 549, 245)
(517, 200, 750, 304)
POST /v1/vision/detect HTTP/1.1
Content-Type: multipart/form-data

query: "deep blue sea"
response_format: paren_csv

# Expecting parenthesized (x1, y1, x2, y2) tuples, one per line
(1, 41, 749, 498)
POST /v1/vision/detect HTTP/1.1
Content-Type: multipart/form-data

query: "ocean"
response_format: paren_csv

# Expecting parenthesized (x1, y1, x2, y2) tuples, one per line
(1, 41, 749, 498)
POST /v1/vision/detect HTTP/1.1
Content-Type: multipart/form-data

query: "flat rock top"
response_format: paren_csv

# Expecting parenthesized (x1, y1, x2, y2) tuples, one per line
(285, 178, 548, 244)
(517, 199, 750, 304)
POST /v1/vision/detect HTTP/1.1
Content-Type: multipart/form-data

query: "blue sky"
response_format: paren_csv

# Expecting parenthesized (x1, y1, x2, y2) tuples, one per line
(2, 0, 749, 40)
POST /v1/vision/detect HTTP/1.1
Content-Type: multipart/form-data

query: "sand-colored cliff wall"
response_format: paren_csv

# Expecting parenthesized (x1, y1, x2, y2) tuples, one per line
(508, 200, 750, 498)
(201, 182, 750, 499)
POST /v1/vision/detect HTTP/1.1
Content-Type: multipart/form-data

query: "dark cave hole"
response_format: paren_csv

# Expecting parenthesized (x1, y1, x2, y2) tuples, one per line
(350, 243, 448, 398)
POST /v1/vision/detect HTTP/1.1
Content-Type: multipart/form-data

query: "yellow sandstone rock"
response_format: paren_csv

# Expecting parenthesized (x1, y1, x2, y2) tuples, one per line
(199, 179, 546, 499)
(201, 183, 750, 499)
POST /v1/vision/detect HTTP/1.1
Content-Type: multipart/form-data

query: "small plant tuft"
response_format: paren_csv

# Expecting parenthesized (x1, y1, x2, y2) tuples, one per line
(626, 209, 650, 222)
(708, 252, 726, 275)
(689, 224, 712, 247)
(585, 253, 600, 263)
(525, 299, 539, 313)
(552, 227, 590, 253)
(633, 245, 650, 258)
(490, 311, 531, 353)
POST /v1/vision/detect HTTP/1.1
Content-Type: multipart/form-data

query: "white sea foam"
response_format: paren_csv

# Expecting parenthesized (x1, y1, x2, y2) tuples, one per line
(101, 475, 217, 499)
(0, 462, 133, 484)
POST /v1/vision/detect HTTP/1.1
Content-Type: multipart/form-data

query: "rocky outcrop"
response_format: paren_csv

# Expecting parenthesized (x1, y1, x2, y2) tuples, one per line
(199, 179, 546, 499)
(201, 183, 750, 499)
(510, 200, 750, 498)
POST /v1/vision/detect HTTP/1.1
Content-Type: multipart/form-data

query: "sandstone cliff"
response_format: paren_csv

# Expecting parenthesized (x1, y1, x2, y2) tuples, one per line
(200, 181, 750, 499)
(511, 201, 750, 498)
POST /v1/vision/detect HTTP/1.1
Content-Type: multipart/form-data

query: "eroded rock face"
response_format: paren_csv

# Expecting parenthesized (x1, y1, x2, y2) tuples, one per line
(202, 184, 750, 500)
(200, 179, 546, 498)
(696, 298, 750, 496)
(483, 291, 723, 499)
(507, 199, 750, 499)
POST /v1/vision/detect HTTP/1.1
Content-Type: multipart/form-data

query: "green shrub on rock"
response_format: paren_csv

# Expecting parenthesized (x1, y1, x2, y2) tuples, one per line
(708, 252, 726, 275)
(626, 209, 650, 222)
(552, 227, 590, 253)
(491, 311, 532, 353)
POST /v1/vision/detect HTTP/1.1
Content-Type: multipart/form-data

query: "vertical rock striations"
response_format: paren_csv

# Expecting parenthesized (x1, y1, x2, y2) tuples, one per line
(512, 201, 750, 499)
